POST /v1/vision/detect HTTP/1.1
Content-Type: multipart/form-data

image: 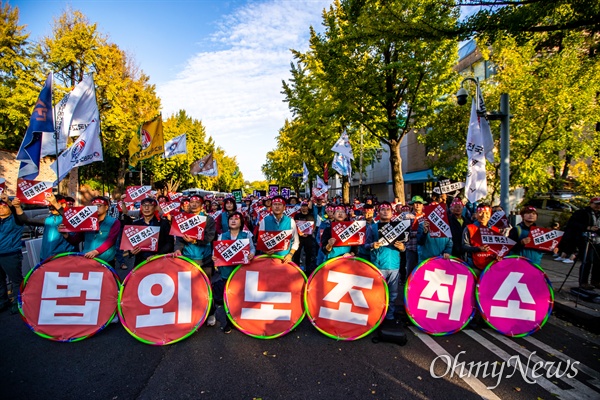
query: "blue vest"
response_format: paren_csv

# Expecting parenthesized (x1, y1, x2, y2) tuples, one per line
(263, 214, 293, 257)
(83, 215, 118, 262)
(511, 223, 543, 266)
(325, 245, 351, 260)
(41, 214, 75, 261)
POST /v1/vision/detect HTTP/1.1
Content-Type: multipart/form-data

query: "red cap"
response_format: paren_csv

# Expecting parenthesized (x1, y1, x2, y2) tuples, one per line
(590, 197, 600, 204)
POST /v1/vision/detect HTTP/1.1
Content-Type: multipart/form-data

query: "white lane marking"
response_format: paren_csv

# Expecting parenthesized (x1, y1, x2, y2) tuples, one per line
(484, 330, 599, 399)
(464, 329, 580, 400)
(408, 326, 502, 400)
(522, 334, 600, 390)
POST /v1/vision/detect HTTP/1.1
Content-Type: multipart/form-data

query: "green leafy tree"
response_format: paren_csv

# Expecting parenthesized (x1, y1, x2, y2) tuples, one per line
(286, 0, 459, 201)
(0, 1, 42, 150)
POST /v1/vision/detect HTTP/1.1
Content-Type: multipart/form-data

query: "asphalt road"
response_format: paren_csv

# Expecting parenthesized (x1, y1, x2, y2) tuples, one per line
(2, 302, 599, 400)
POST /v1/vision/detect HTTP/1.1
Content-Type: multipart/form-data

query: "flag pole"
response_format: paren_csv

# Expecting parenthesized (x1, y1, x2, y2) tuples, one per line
(51, 72, 61, 195)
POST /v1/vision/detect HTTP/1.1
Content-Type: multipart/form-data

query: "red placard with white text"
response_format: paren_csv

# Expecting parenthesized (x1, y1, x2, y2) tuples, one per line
(61, 206, 99, 232)
(477, 227, 516, 257)
(16, 178, 53, 205)
(0, 177, 5, 194)
(296, 220, 315, 236)
(168, 192, 183, 201)
(213, 239, 252, 266)
(159, 201, 180, 216)
(525, 227, 564, 252)
(489, 210, 510, 230)
(169, 212, 207, 240)
(331, 221, 367, 246)
(284, 205, 300, 218)
(424, 203, 452, 238)
(123, 186, 155, 203)
(119, 225, 161, 252)
(256, 230, 293, 252)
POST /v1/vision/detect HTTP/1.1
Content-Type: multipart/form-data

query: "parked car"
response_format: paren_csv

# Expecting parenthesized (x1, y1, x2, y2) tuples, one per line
(520, 196, 579, 229)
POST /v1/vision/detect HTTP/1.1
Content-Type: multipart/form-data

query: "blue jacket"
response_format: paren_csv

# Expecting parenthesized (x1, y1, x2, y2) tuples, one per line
(364, 222, 401, 270)
(0, 212, 23, 255)
(41, 214, 75, 261)
(416, 221, 453, 264)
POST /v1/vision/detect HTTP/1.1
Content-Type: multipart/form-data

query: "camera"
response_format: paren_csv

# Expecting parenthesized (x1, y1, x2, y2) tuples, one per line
(456, 87, 469, 106)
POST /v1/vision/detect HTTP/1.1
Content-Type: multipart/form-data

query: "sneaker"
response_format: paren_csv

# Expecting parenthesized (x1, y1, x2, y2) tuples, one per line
(580, 283, 595, 290)
(222, 324, 232, 334)
(206, 315, 216, 326)
(554, 257, 565, 262)
(562, 259, 574, 264)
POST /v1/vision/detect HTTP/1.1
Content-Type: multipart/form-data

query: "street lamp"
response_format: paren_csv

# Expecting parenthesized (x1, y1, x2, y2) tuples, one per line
(457, 78, 511, 212)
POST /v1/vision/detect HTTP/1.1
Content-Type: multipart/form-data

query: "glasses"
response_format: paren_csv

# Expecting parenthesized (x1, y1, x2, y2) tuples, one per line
(141, 203, 155, 208)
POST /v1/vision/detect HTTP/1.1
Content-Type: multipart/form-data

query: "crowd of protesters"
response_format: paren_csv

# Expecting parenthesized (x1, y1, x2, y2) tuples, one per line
(1, 189, 598, 327)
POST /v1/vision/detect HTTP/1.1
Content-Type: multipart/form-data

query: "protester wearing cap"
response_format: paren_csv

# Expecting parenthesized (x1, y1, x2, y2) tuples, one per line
(563, 197, 600, 289)
(462, 203, 501, 272)
(320, 205, 358, 261)
(174, 194, 217, 277)
(66, 196, 121, 264)
(448, 197, 467, 258)
(258, 195, 300, 263)
(293, 201, 317, 274)
(508, 205, 543, 265)
(363, 201, 406, 321)
(18, 193, 76, 262)
(130, 197, 174, 267)
(173, 193, 218, 325)
(0, 194, 28, 313)
(405, 195, 427, 275)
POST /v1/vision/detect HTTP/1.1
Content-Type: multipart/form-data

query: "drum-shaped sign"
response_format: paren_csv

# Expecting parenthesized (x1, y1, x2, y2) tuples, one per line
(405, 257, 477, 335)
(305, 257, 388, 341)
(118, 255, 212, 345)
(224, 255, 306, 339)
(19, 253, 120, 342)
(477, 256, 554, 337)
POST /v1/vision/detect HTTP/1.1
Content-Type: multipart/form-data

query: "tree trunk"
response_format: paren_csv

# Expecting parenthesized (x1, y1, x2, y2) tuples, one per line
(342, 175, 350, 203)
(117, 156, 127, 195)
(389, 139, 405, 202)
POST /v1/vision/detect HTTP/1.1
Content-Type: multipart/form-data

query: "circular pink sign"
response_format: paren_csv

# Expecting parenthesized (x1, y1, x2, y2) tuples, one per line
(405, 257, 477, 335)
(477, 256, 553, 337)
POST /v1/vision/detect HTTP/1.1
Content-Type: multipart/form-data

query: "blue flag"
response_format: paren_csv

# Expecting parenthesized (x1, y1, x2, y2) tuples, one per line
(17, 73, 54, 180)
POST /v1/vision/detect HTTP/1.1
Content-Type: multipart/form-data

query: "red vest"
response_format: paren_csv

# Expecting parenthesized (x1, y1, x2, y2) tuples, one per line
(466, 224, 497, 269)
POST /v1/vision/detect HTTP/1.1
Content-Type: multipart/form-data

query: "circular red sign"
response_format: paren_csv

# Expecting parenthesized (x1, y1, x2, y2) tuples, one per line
(20, 254, 120, 342)
(305, 257, 388, 340)
(118, 255, 211, 345)
(224, 256, 306, 339)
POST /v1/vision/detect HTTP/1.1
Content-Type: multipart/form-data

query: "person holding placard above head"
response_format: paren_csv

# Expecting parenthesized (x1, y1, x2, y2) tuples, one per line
(320, 205, 358, 260)
(16, 193, 75, 262)
(257, 195, 299, 264)
(212, 211, 255, 333)
(364, 201, 407, 321)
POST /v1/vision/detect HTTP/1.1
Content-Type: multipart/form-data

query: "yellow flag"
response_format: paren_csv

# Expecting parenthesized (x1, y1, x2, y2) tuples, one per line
(129, 116, 164, 166)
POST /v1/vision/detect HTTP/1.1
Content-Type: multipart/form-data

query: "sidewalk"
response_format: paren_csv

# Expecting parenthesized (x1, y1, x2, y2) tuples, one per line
(539, 254, 600, 333)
